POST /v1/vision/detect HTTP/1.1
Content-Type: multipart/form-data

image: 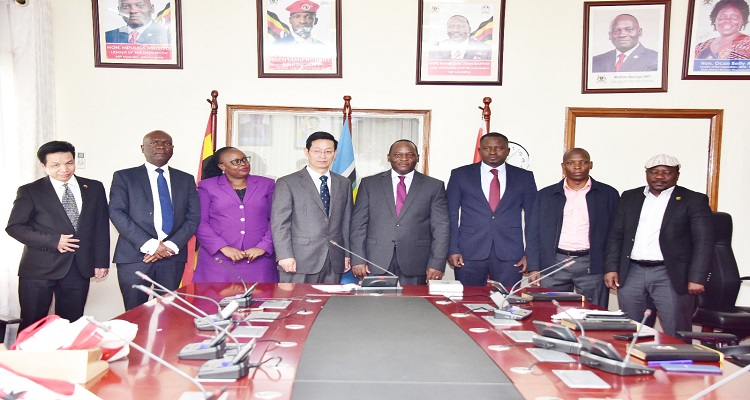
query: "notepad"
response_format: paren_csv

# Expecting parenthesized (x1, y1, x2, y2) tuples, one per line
(553, 370, 611, 389)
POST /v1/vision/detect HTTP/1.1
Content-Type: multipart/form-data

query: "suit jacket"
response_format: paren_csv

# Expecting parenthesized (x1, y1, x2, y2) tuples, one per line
(270, 168, 352, 274)
(105, 22, 170, 44)
(350, 170, 449, 276)
(446, 162, 537, 261)
(525, 178, 619, 273)
(591, 43, 658, 72)
(429, 38, 492, 60)
(194, 174, 276, 282)
(604, 186, 714, 294)
(109, 165, 200, 264)
(6, 176, 110, 280)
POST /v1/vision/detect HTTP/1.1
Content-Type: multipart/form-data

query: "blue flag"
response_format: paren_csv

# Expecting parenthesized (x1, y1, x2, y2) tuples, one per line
(332, 118, 358, 284)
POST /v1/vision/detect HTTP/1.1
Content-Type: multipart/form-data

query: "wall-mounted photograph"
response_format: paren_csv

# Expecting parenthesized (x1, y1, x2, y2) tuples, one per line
(416, 0, 505, 85)
(582, 1, 670, 93)
(683, 0, 750, 80)
(257, 0, 342, 78)
(92, 0, 182, 68)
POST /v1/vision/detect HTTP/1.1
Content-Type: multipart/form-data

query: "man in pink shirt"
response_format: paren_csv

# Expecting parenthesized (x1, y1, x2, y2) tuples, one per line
(525, 148, 619, 308)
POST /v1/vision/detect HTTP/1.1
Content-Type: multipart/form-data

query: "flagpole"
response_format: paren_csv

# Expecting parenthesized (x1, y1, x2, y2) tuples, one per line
(207, 90, 219, 150)
(480, 96, 491, 133)
(343, 95, 352, 132)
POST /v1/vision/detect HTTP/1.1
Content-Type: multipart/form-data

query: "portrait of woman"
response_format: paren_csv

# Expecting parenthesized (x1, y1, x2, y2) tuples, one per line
(194, 147, 278, 283)
(694, 0, 750, 59)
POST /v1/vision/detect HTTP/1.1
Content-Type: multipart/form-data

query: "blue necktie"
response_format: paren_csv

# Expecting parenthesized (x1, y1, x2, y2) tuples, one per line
(156, 168, 174, 234)
(320, 176, 330, 215)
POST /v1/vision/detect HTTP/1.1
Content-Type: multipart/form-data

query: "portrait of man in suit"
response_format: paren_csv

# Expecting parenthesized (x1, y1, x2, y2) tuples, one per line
(271, 131, 353, 284)
(6, 141, 110, 330)
(604, 154, 714, 336)
(350, 140, 449, 285)
(591, 14, 659, 73)
(430, 15, 492, 60)
(271, 0, 326, 51)
(105, 0, 170, 44)
(109, 130, 200, 310)
(446, 132, 537, 288)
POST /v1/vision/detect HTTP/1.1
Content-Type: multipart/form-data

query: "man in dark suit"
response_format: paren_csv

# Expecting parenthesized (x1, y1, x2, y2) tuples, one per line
(591, 14, 658, 73)
(350, 140, 449, 285)
(109, 130, 200, 310)
(446, 132, 537, 287)
(526, 148, 619, 308)
(6, 141, 109, 330)
(430, 15, 492, 60)
(105, 0, 170, 44)
(271, 131, 352, 284)
(271, 0, 326, 50)
(604, 154, 714, 336)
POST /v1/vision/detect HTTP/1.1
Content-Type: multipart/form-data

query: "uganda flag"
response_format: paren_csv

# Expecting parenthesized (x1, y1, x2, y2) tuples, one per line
(267, 11, 290, 42)
(471, 16, 493, 44)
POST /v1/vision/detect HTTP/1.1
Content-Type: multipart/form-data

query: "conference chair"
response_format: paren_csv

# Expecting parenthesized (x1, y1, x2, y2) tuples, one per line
(690, 211, 750, 341)
(0, 314, 22, 346)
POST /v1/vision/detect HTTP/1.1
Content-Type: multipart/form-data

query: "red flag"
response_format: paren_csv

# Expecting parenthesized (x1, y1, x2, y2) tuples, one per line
(181, 113, 215, 286)
(473, 117, 488, 163)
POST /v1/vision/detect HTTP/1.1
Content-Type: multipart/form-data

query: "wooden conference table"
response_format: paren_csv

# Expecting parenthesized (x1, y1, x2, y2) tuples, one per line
(87, 283, 748, 399)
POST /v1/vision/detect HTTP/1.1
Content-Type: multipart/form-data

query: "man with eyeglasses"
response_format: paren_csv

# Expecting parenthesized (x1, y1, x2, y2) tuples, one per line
(591, 14, 658, 73)
(446, 132, 537, 288)
(525, 148, 619, 308)
(271, 131, 353, 284)
(109, 130, 200, 310)
(105, 0, 170, 44)
(349, 140, 449, 285)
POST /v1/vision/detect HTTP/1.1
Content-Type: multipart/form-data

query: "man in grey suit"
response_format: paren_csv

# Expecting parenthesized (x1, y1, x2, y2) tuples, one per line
(271, 131, 353, 284)
(110, 130, 200, 310)
(350, 140, 449, 285)
(591, 14, 658, 73)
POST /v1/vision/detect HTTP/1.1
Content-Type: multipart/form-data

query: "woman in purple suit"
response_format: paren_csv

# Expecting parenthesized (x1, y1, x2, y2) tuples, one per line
(194, 147, 278, 283)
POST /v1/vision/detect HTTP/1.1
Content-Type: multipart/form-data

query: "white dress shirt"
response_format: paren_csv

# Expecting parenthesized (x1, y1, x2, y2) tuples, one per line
(140, 162, 178, 255)
(49, 175, 82, 213)
(391, 169, 414, 204)
(305, 166, 332, 195)
(630, 186, 675, 261)
(480, 162, 507, 202)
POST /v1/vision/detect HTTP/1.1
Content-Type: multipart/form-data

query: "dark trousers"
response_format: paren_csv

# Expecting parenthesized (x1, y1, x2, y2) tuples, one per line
(373, 247, 427, 286)
(117, 259, 183, 311)
(278, 258, 341, 284)
(454, 244, 523, 288)
(18, 259, 89, 330)
(540, 253, 609, 308)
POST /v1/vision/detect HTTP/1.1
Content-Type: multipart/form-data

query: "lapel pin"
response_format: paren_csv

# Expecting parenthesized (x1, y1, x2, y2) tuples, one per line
(675, 196, 681, 200)
(83, 184, 88, 189)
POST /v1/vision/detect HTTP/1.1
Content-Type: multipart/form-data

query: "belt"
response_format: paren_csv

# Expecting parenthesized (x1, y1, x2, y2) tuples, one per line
(631, 259, 665, 267)
(556, 248, 590, 257)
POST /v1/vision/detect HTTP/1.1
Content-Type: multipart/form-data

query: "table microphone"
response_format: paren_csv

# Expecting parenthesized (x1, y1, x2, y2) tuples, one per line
(214, 257, 258, 307)
(133, 285, 241, 360)
(197, 338, 257, 380)
(85, 317, 228, 400)
(492, 260, 575, 320)
(487, 280, 529, 304)
(329, 240, 400, 290)
(491, 257, 575, 311)
(578, 309, 655, 376)
(530, 300, 585, 355)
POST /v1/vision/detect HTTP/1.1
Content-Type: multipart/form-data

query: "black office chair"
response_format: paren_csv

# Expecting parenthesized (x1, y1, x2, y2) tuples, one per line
(0, 314, 22, 346)
(690, 211, 750, 340)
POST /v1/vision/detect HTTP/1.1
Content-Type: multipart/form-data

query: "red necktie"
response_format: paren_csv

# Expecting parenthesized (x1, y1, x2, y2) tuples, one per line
(129, 31, 139, 43)
(396, 176, 406, 216)
(489, 169, 500, 212)
(614, 53, 625, 72)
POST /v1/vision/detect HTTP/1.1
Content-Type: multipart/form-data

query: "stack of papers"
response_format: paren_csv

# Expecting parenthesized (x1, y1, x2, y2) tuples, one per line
(428, 280, 464, 295)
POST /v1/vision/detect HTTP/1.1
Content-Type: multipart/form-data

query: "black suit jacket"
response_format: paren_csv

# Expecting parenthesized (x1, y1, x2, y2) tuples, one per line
(109, 165, 200, 264)
(6, 176, 110, 280)
(105, 22, 170, 44)
(604, 186, 714, 294)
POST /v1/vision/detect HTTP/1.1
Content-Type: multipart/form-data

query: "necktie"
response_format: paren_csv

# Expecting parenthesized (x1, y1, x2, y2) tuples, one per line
(489, 169, 500, 212)
(396, 176, 406, 216)
(156, 168, 174, 234)
(614, 53, 625, 72)
(62, 183, 79, 230)
(320, 176, 330, 215)
(452, 50, 462, 59)
(129, 31, 139, 43)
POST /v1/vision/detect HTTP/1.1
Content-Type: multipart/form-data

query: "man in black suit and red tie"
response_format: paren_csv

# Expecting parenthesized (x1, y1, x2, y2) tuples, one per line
(6, 141, 110, 330)
(604, 154, 714, 336)
(591, 14, 659, 73)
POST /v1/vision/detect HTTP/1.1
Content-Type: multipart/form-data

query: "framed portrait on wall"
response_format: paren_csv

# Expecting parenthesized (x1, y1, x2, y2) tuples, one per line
(257, 0, 342, 78)
(92, 0, 182, 69)
(416, 0, 505, 85)
(682, 0, 750, 80)
(582, 1, 670, 93)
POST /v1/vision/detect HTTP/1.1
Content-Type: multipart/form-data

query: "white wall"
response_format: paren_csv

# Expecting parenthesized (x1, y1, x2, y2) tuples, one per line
(47, 1, 750, 320)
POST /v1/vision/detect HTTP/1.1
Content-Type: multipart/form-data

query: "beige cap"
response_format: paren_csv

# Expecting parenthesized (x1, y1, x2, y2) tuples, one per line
(644, 154, 680, 169)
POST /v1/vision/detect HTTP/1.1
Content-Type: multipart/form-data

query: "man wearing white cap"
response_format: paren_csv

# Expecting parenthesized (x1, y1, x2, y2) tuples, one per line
(604, 154, 714, 336)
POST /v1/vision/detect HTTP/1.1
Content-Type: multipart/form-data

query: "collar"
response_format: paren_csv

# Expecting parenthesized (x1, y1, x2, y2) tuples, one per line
(49, 175, 79, 189)
(145, 161, 169, 172)
(306, 166, 330, 181)
(480, 162, 506, 175)
(391, 170, 415, 180)
(618, 43, 641, 58)
(643, 185, 676, 198)
(564, 177, 592, 191)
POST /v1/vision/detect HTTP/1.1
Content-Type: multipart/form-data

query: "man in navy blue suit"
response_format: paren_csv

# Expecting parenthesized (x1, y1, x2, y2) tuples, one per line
(446, 132, 537, 287)
(591, 14, 658, 73)
(105, 0, 170, 44)
(109, 130, 200, 310)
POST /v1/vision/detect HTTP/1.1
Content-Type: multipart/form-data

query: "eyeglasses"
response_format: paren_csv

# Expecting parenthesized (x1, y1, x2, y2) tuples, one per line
(610, 28, 636, 34)
(119, 3, 150, 10)
(223, 157, 251, 166)
(309, 149, 335, 157)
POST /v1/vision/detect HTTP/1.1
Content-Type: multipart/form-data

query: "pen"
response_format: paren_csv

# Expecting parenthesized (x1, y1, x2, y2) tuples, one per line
(647, 359, 694, 367)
